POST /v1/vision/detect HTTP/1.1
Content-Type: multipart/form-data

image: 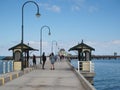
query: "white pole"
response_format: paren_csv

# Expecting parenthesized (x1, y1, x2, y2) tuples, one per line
(78, 61, 80, 72)
(90, 61, 94, 72)
(11, 61, 14, 71)
(7, 61, 10, 72)
(3, 61, 6, 74)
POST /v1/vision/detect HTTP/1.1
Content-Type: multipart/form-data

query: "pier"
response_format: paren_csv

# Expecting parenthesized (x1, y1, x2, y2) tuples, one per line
(0, 60, 95, 90)
(69, 55, 120, 60)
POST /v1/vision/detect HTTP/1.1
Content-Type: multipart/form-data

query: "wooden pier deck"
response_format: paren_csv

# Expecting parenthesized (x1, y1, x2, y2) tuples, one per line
(0, 60, 95, 90)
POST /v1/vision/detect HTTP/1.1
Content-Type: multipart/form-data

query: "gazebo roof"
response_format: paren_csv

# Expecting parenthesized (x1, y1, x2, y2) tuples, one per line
(9, 43, 38, 51)
(69, 40, 95, 51)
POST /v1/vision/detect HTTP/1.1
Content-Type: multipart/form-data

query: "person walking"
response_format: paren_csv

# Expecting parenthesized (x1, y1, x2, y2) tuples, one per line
(49, 52, 55, 70)
(33, 54, 36, 67)
(42, 52, 46, 69)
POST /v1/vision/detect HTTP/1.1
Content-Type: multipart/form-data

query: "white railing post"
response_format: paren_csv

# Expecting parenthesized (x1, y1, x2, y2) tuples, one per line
(90, 61, 91, 72)
(7, 61, 10, 73)
(3, 61, 6, 74)
(11, 61, 14, 72)
(92, 62, 94, 72)
(90, 61, 94, 72)
(78, 61, 80, 72)
(0, 61, 2, 74)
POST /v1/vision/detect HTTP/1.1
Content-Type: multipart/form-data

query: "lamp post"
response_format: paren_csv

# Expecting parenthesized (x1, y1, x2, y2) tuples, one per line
(21, 1, 40, 70)
(51, 40, 57, 54)
(40, 25, 51, 64)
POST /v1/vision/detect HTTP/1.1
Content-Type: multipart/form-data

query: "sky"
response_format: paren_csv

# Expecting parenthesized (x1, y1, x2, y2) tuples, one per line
(0, 0, 120, 56)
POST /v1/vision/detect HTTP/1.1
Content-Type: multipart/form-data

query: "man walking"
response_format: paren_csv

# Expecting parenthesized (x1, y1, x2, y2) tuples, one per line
(42, 52, 46, 69)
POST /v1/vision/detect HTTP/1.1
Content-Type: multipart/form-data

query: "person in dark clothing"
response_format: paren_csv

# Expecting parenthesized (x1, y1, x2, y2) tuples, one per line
(33, 54, 36, 66)
(42, 52, 46, 69)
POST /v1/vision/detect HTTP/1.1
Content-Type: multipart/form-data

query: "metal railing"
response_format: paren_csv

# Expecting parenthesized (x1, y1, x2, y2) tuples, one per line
(78, 61, 94, 72)
(0, 60, 14, 74)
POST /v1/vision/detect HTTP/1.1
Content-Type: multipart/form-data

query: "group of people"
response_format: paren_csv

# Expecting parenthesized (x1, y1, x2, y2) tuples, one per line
(32, 52, 56, 70)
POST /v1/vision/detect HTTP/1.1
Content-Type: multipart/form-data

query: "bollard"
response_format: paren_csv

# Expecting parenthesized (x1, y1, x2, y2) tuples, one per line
(16, 73, 19, 78)
(0, 78, 5, 85)
(9, 75, 12, 81)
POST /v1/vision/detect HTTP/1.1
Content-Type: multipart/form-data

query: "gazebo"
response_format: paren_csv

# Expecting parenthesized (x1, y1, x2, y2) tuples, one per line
(69, 40, 95, 72)
(69, 40, 95, 61)
(9, 42, 38, 70)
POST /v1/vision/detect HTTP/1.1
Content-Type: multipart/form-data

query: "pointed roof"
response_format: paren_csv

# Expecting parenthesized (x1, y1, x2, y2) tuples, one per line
(9, 43, 38, 51)
(69, 40, 95, 51)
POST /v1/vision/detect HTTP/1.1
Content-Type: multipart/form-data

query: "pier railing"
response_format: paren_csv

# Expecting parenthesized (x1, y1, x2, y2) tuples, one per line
(78, 61, 94, 72)
(0, 60, 14, 74)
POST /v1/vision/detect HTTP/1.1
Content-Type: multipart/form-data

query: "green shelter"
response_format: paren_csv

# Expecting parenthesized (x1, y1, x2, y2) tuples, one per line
(9, 42, 38, 69)
(69, 40, 95, 61)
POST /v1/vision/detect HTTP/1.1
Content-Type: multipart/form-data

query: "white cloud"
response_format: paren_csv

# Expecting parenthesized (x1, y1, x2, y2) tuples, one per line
(88, 6, 98, 13)
(111, 40, 120, 44)
(88, 40, 120, 55)
(28, 41, 51, 56)
(67, 40, 120, 55)
(2, 39, 120, 56)
(71, 0, 85, 11)
(47, 5, 61, 13)
(72, 5, 81, 11)
(29, 41, 49, 49)
(39, 3, 61, 13)
(69, 0, 99, 13)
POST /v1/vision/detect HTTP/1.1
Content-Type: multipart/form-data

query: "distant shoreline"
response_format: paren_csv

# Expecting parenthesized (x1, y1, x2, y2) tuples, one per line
(0, 56, 13, 60)
(69, 55, 120, 60)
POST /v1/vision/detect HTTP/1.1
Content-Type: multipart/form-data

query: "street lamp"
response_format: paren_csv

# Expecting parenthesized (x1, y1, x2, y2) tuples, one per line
(51, 40, 57, 54)
(21, 1, 40, 70)
(40, 25, 51, 64)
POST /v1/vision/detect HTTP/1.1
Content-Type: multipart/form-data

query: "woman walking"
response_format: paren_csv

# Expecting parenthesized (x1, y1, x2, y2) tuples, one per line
(49, 52, 55, 70)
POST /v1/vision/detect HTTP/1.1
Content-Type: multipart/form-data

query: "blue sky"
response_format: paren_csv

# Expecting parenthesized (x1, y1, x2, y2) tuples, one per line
(0, 0, 120, 56)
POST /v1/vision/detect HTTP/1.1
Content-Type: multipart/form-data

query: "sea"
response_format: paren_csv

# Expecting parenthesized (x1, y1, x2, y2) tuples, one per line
(70, 59, 120, 90)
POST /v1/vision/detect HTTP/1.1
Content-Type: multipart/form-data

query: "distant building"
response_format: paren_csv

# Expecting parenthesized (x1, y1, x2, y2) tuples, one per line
(114, 52, 117, 56)
(58, 48, 68, 57)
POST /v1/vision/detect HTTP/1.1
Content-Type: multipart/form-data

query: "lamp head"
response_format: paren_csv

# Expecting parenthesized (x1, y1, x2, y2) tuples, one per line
(48, 32, 51, 35)
(36, 12, 40, 17)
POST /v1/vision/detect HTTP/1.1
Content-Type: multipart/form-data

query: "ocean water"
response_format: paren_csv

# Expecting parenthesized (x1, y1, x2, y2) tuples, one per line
(0, 56, 5, 60)
(70, 59, 120, 90)
(93, 59, 120, 90)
